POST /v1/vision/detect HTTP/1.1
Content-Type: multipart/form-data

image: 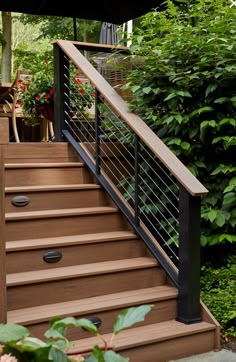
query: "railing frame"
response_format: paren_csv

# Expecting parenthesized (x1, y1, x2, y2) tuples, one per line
(177, 186, 201, 323)
(0, 117, 8, 323)
(54, 45, 70, 141)
(53, 41, 209, 324)
(95, 89, 101, 175)
(134, 134, 140, 227)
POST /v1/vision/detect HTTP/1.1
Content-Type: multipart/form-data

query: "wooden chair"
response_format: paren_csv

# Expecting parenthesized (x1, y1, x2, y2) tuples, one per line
(0, 69, 31, 142)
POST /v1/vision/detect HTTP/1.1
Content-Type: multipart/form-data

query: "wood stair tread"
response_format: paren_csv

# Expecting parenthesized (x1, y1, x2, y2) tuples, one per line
(4, 162, 84, 168)
(7, 257, 158, 285)
(6, 231, 138, 251)
(5, 184, 101, 192)
(6, 206, 118, 220)
(7, 285, 177, 324)
(68, 320, 216, 353)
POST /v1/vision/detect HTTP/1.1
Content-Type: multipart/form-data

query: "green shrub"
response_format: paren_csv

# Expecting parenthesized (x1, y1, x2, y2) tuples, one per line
(122, 0, 236, 248)
(200, 256, 236, 337)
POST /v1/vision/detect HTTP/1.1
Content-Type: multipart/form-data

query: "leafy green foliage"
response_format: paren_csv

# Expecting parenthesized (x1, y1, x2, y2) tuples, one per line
(85, 347, 129, 362)
(17, 15, 101, 43)
(4, 14, 100, 80)
(123, 0, 236, 248)
(200, 256, 236, 337)
(0, 305, 153, 361)
(0, 324, 29, 343)
(113, 304, 154, 335)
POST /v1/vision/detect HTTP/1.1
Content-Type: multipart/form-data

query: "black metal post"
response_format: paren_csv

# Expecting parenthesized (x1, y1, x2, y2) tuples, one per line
(134, 134, 140, 226)
(73, 18, 77, 41)
(53, 44, 70, 141)
(95, 89, 101, 175)
(177, 185, 201, 324)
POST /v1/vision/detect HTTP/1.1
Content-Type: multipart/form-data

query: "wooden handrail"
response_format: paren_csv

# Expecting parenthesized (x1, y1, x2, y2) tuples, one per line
(73, 41, 129, 53)
(55, 40, 208, 196)
(52, 40, 129, 54)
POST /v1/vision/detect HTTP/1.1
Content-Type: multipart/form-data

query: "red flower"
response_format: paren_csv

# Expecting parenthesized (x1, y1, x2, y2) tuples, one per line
(35, 94, 41, 99)
(91, 92, 95, 97)
(75, 78, 82, 84)
(49, 87, 54, 94)
(79, 89, 85, 95)
(45, 94, 50, 99)
(17, 79, 23, 84)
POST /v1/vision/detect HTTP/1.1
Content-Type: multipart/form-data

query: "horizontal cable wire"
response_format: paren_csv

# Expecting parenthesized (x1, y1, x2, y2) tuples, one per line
(97, 99, 179, 207)
(65, 62, 180, 263)
(138, 161, 179, 217)
(65, 119, 95, 144)
(67, 121, 135, 192)
(138, 172, 179, 226)
(139, 208, 179, 260)
(94, 101, 179, 221)
(137, 181, 179, 238)
(141, 147, 179, 200)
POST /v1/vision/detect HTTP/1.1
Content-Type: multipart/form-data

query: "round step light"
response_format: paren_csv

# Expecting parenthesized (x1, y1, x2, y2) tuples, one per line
(43, 251, 63, 263)
(11, 195, 30, 207)
(82, 316, 102, 330)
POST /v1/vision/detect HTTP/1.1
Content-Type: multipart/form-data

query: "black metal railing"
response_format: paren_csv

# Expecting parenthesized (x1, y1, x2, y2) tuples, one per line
(53, 40, 208, 324)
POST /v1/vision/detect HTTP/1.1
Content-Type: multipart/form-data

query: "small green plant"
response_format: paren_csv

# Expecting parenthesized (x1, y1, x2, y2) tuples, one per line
(200, 256, 236, 338)
(0, 304, 153, 362)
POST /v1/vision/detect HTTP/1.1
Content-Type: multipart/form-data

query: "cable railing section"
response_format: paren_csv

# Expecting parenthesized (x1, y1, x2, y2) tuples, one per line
(53, 40, 209, 325)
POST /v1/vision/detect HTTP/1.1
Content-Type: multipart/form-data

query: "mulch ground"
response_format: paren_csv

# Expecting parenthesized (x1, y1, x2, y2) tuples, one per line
(221, 336, 236, 353)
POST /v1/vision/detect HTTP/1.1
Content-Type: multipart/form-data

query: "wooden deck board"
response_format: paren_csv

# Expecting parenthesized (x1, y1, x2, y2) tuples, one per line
(5, 162, 84, 168)
(67, 320, 215, 352)
(8, 285, 177, 324)
(6, 206, 118, 220)
(5, 184, 101, 192)
(6, 231, 138, 251)
(7, 257, 158, 285)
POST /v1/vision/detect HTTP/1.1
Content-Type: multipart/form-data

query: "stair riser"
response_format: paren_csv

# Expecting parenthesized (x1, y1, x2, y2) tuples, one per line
(7, 268, 166, 310)
(5, 189, 110, 212)
(4, 143, 79, 163)
(26, 299, 177, 340)
(6, 239, 147, 273)
(118, 330, 216, 362)
(5, 167, 93, 187)
(6, 213, 128, 241)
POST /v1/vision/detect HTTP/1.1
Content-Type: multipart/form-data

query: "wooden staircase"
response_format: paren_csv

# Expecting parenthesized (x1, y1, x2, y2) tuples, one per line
(3, 142, 220, 362)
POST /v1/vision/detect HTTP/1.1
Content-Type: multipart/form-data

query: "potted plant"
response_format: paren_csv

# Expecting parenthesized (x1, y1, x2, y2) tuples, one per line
(17, 65, 95, 125)
(70, 72, 95, 120)
(16, 59, 54, 126)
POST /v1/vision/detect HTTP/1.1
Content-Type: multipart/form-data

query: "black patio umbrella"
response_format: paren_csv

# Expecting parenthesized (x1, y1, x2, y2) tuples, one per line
(0, 0, 167, 24)
(99, 22, 122, 46)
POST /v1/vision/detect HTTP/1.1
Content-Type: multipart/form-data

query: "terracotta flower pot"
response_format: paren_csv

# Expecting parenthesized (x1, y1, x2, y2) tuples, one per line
(36, 103, 54, 122)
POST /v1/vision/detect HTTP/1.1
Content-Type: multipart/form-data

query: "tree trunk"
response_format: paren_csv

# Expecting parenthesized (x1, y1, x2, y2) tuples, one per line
(1, 12, 12, 82)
